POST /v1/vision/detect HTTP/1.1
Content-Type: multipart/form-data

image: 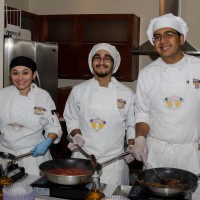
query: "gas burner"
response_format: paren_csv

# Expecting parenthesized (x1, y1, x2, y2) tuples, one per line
(128, 181, 192, 200)
(31, 177, 106, 200)
(7, 164, 26, 182)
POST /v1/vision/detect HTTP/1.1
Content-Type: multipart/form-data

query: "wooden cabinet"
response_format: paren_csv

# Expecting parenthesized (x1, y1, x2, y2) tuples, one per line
(57, 86, 72, 117)
(38, 14, 140, 81)
(50, 120, 72, 159)
(20, 10, 39, 41)
(5, 8, 140, 81)
(51, 87, 73, 159)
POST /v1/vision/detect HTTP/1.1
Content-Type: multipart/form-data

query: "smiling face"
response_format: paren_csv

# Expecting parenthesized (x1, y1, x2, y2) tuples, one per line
(153, 27, 184, 64)
(92, 50, 114, 79)
(10, 66, 36, 96)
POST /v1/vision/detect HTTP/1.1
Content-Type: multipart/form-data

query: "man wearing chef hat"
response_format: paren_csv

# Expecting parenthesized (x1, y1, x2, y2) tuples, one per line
(130, 13, 200, 174)
(64, 43, 135, 185)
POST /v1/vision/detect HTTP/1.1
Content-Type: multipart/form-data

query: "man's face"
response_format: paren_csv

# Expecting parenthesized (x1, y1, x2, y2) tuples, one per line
(92, 50, 114, 78)
(153, 27, 184, 63)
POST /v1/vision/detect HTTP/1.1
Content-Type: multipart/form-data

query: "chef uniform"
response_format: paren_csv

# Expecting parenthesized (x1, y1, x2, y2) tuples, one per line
(64, 43, 135, 185)
(0, 83, 62, 175)
(136, 55, 200, 174)
(135, 13, 200, 174)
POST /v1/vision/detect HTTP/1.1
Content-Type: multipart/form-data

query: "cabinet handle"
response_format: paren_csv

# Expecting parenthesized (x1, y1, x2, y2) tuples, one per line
(44, 42, 58, 45)
(116, 76, 124, 79)
(82, 75, 92, 77)
(58, 74, 70, 78)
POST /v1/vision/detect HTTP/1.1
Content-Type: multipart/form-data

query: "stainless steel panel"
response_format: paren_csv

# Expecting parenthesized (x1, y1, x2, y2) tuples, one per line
(36, 42, 58, 105)
(159, 0, 179, 16)
(112, 185, 131, 197)
(4, 38, 35, 87)
(3, 38, 58, 105)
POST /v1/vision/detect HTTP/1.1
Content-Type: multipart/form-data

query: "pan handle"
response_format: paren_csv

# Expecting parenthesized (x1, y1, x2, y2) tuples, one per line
(100, 152, 131, 167)
(66, 135, 92, 159)
(14, 151, 34, 161)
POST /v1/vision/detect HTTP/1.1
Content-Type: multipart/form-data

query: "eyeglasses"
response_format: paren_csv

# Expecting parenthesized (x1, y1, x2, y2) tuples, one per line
(152, 31, 178, 42)
(92, 55, 114, 63)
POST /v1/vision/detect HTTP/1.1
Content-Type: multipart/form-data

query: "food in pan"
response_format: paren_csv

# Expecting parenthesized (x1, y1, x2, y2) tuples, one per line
(47, 168, 93, 176)
(141, 178, 186, 188)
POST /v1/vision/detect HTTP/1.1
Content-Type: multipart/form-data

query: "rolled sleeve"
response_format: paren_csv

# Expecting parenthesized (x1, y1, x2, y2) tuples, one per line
(135, 70, 151, 126)
(125, 91, 136, 142)
(135, 112, 150, 125)
(44, 97, 62, 144)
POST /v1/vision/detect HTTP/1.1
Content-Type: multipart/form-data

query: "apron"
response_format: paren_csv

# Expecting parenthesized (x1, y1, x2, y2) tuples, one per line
(147, 59, 200, 174)
(0, 88, 52, 175)
(71, 79, 129, 185)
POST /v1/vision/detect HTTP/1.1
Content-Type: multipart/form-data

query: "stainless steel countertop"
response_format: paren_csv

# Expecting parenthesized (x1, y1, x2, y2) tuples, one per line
(18, 175, 116, 200)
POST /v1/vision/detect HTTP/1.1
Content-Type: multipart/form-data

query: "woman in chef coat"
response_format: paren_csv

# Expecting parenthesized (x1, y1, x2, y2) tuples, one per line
(64, 43, 135, 185)
(0, 56, 62, 175)
(130, 13, 200, 174)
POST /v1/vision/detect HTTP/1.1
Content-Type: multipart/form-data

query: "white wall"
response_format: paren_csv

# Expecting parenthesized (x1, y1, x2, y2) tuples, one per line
(5, 0, 29, 11)
(0, 0, 5, 90)
(4, 0, 200, 92)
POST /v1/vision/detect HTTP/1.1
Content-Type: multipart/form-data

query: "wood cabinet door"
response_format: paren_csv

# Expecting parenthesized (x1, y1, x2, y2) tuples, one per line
(38, 14, 140, 81)
(79, 14, 140, 81)
(57, 42, 80, 79)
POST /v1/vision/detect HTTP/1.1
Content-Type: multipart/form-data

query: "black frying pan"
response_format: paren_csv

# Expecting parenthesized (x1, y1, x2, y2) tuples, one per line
(138, 167, 198, 196)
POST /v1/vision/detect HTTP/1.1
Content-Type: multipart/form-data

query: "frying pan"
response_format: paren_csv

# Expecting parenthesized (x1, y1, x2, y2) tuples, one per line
(0, 151, 33, 167)
(39, 152, 130, 185)
(138, 167, 198, 196)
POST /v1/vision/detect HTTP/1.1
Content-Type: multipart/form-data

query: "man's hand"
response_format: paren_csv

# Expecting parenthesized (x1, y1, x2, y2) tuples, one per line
(132, 136, 148, 163)
(124, 145, 135, 163)
(32, 138, 52, 157)
(68, 134, 85, 151)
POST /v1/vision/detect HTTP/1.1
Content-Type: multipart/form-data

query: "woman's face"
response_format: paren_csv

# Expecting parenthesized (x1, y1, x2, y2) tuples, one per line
(10, 66, 36, 96)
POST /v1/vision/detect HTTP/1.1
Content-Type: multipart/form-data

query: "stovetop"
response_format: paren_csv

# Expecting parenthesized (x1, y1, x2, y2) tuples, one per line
(127, 181, 192, 200)
(7, 164, 26, 182)
(31, 177, 106, 200)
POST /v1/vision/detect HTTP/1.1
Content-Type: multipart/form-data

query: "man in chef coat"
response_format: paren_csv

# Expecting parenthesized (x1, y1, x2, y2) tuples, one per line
(64, 43, 135, 185)
(131, 13, 200, 174)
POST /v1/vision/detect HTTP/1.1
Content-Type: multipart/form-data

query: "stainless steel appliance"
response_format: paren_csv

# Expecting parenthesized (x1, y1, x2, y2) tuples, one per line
(132, 0, 200, 56)
(3, 38, 58, 105)
(113, 183, 192, 200)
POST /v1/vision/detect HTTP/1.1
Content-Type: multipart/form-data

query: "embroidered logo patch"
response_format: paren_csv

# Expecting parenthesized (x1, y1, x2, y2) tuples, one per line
(164, 95, 184, 109)
(89, 118, 107, 131)
(117, 99, 126, 109)
(193, 79, 200, 89)
(34, 106, 46, 115)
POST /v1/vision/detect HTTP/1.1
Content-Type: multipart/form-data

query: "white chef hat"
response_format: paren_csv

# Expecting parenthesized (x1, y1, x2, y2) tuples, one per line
(88, 43, 121, 74)
(147, 13, 188, 45)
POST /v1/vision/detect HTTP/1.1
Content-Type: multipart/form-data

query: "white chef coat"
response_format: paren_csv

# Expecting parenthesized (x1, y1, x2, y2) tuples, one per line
(135, 54, 200, 174)
(64, 77, 135, 185)
(0, 83, 62, 175)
